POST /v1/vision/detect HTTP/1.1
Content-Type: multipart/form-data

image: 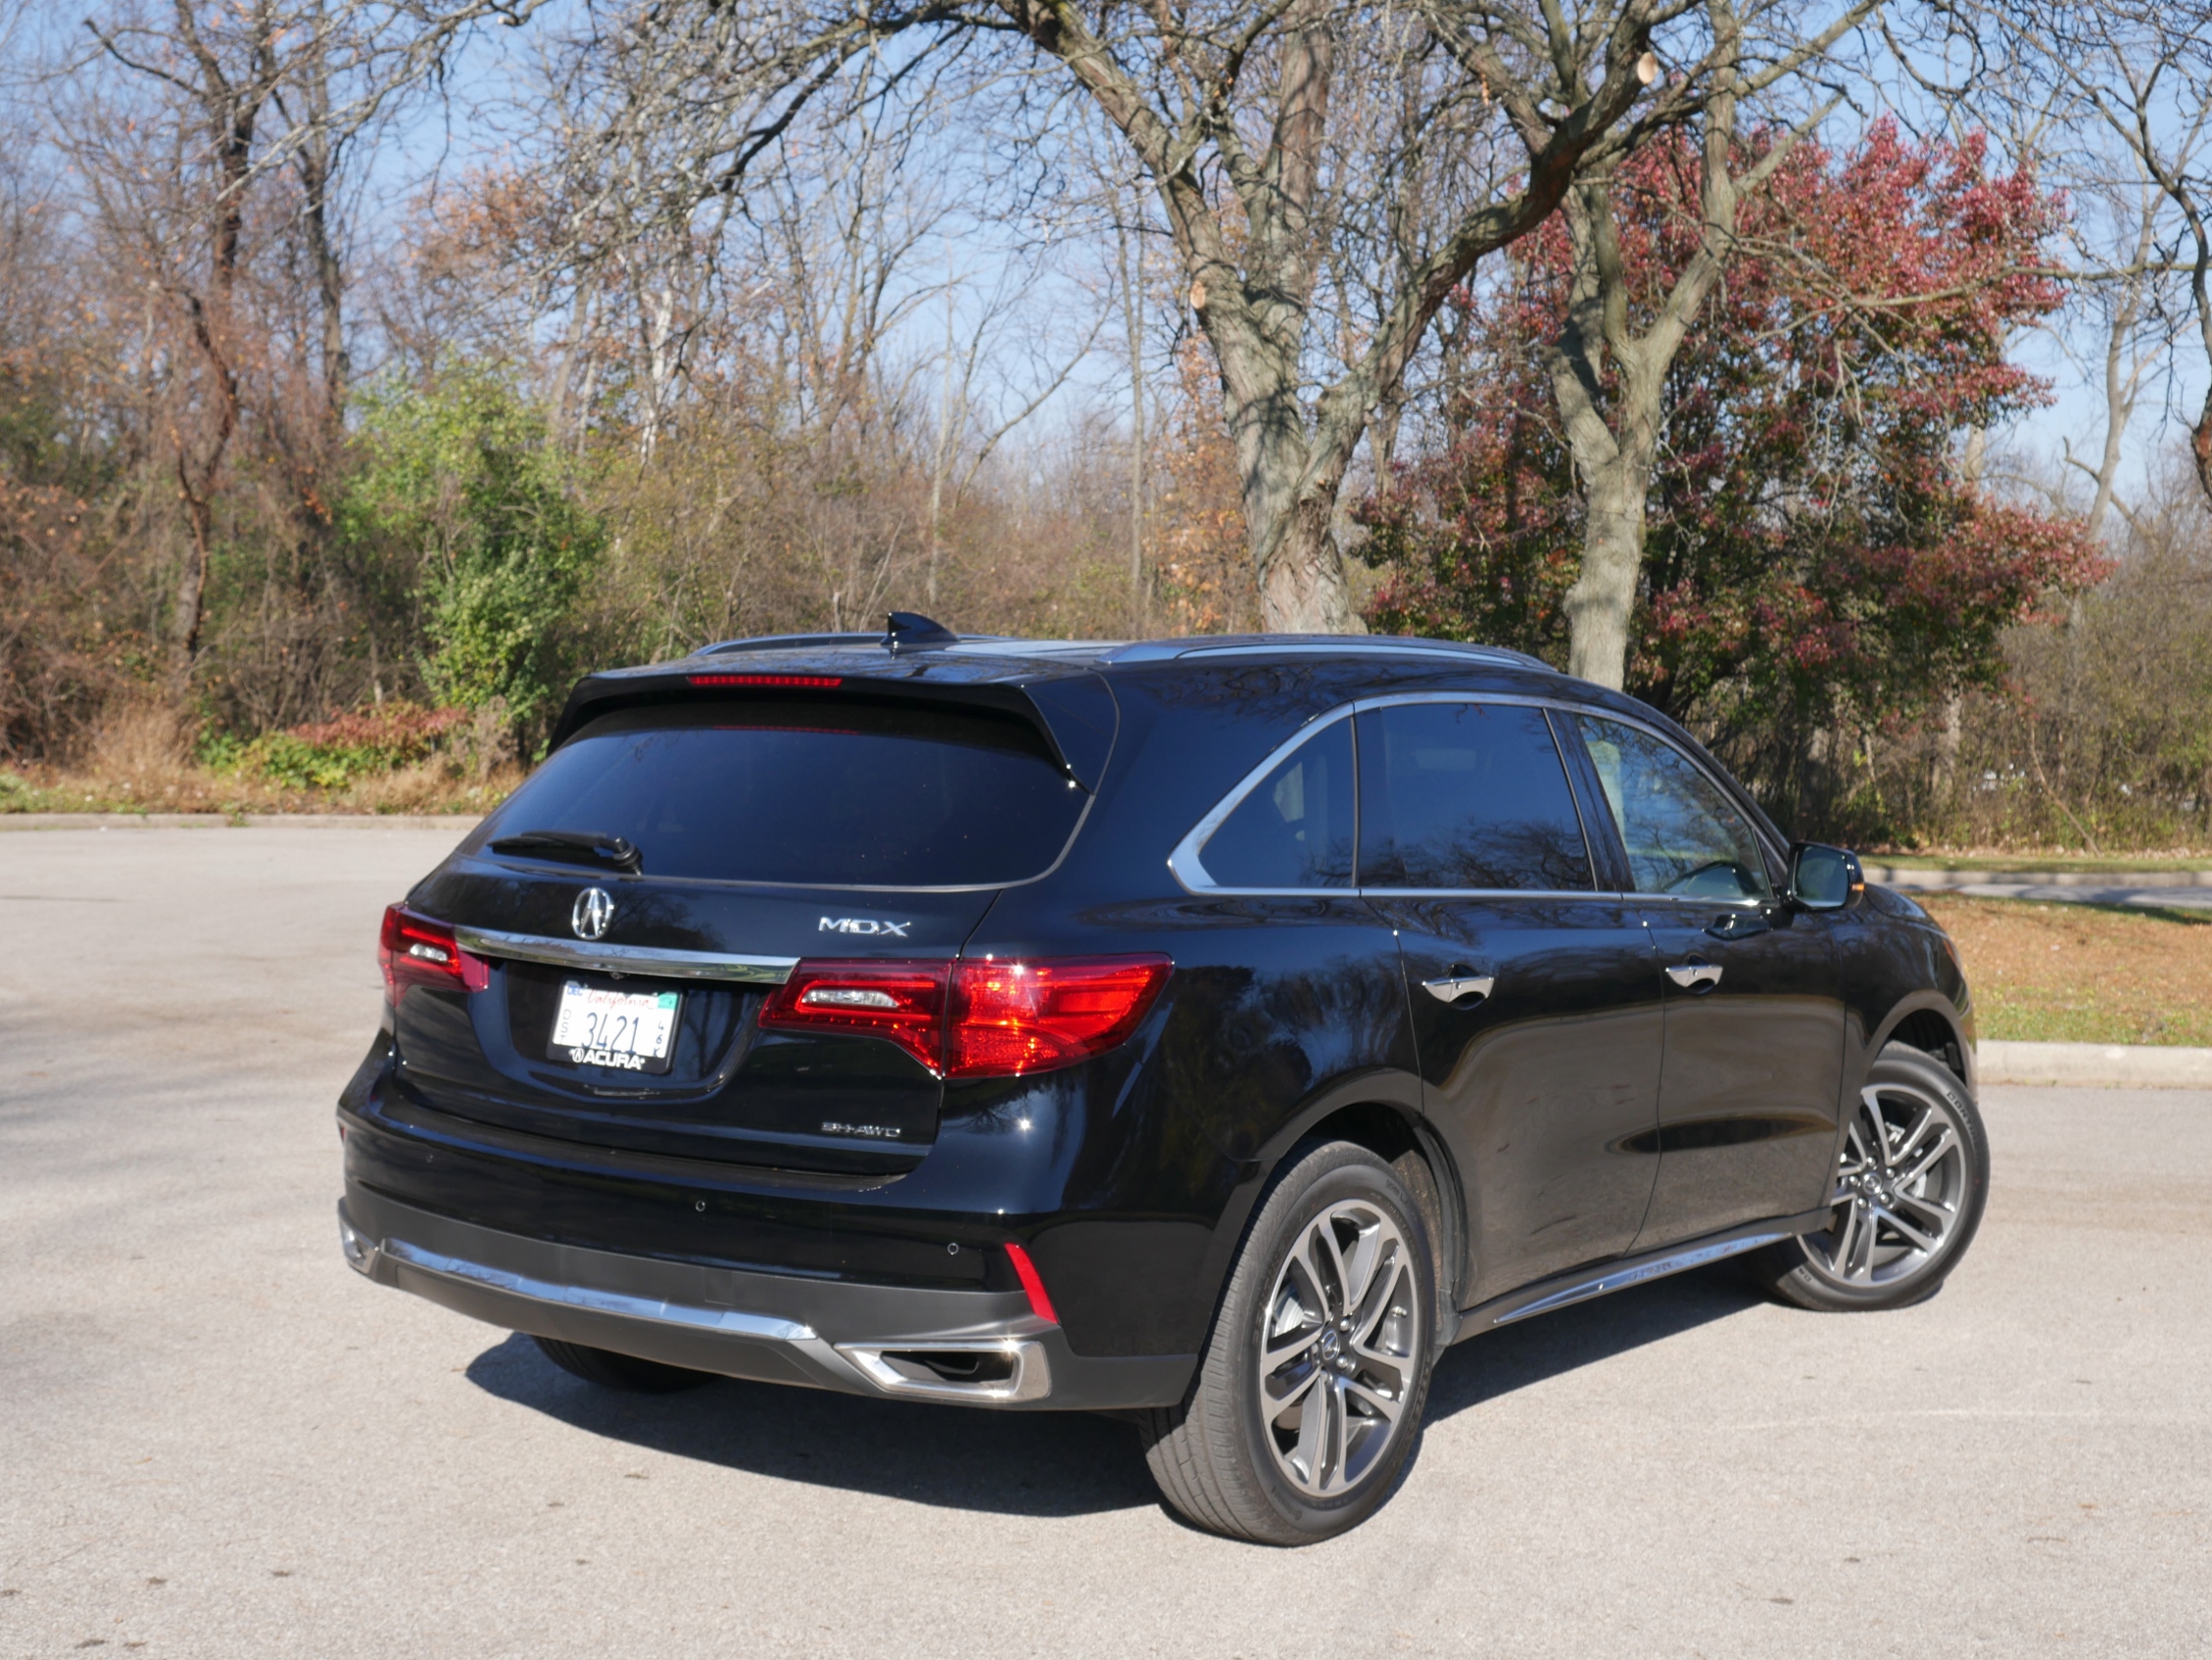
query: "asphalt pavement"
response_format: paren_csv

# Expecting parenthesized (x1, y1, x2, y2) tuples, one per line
(2, 828, 2206, 1658)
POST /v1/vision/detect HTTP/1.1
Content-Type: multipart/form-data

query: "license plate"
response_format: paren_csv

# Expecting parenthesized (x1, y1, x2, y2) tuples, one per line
(549, 981, 680, 1073)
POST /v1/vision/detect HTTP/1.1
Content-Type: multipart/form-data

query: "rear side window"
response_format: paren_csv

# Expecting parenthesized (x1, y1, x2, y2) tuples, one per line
(1197, 717, 1356, 889)
(1357, 702, 1593, 890)
(471, 699, 1085, 887)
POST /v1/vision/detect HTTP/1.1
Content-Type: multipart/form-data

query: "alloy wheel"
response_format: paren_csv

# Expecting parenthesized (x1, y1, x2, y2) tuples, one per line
(1798, 1079, 1970, 1289)
(1255, 1200, 1422, 1498)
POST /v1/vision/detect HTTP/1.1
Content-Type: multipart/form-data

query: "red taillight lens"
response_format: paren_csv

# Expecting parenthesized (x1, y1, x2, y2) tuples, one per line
(756, 954, 1171, 1079)
(757, 960, 951, 1072)
(945, 955, 1172, 1079)
(687, 673, 843, 688)
(378, 905, 490, 1004)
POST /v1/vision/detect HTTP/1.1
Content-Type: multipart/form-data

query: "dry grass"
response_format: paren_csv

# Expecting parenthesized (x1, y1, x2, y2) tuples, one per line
(0, 699, 519, 816)
(1917, 892, 2212, 1047)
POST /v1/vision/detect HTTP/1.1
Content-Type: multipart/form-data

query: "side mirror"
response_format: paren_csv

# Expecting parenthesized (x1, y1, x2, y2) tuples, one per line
(1789, 842, 1864, 911)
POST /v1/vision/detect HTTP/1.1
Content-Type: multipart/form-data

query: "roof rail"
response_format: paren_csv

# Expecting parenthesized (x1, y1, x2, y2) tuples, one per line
(1104, 634, 1552, 671)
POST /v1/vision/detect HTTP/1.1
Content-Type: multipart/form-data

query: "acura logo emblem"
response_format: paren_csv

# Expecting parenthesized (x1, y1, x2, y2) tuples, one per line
(572, 887, 614, 941)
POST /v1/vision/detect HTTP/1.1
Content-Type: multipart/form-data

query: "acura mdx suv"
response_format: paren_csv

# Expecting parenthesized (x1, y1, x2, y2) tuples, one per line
(337, 618, 1989, 1544)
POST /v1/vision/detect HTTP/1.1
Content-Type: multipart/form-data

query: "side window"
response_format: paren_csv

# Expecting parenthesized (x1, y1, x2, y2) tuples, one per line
(1197, 717, 1356, 888)
(1357, 702, 1593, 891)
(1573, 716, 1773, 902)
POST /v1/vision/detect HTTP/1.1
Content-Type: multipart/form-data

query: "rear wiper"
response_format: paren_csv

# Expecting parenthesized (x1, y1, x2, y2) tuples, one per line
(489, 830, 643, 875)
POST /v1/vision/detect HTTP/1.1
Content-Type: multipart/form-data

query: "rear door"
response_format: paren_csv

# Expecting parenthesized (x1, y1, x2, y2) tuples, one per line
(394, 693, 1092, 1174)
(1362, 698, 1665, 1302)
(1567, 714, 1845, 1245)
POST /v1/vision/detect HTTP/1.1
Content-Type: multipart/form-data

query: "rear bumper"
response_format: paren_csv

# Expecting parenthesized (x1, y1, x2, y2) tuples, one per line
(339, 1185, 1194, 1411)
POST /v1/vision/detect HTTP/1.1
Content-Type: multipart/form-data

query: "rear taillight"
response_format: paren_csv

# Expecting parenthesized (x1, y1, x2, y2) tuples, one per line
(757, 959, 950, 1071)
(757, 954, 1171, 1079)
(378, 905, 491, 1004)
(944, 956, 1173, 1079)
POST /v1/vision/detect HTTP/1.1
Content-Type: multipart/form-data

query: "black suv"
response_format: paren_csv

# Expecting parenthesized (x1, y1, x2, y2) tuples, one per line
(338, 621, 1989, 1544)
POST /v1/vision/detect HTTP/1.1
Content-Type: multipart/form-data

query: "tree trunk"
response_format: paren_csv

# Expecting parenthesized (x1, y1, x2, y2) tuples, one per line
(1233, 399, 1360, 632)
(1562, 449, 1648, 687)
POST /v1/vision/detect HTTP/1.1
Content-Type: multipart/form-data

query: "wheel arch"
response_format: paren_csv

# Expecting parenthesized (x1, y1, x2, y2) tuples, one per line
(1868, 994, 1976, 1094)
(1191, 1071, 1471, 1352)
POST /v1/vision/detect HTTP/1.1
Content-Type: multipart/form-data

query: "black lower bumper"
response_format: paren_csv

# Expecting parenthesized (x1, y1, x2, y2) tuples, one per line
(340, 1184, 1195, 1411)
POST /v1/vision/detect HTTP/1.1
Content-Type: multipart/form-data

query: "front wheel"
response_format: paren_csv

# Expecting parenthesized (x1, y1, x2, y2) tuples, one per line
(1137, 1141, 1437, 1545)
(1752, 1041, 1990, 1312)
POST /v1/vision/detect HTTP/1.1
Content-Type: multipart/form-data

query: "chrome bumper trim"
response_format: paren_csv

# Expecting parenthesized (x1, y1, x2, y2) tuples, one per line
(453, 926, 798, 985)
(380, 1237, 818, 1343)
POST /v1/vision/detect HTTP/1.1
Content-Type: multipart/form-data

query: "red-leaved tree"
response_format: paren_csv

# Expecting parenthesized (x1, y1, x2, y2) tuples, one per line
(1360, 121, 2109, 831)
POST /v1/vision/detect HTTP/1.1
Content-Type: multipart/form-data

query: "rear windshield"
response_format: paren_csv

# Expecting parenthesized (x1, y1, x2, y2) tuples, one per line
(468, 699, 1086, 887)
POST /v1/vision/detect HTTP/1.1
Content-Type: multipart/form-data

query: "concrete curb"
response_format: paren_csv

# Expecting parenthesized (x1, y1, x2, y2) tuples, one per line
(1868, 864, 2212, 888)
(1980, 1039, 2212, 1089)
(0, 813, 483, 830)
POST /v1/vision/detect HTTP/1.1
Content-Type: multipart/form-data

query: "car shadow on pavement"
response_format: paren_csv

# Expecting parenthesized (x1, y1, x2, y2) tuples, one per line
(1425, 1265, 1767, 1424)
(464, 1332, 1162, 1517)
(464, 1269, 1763, 1517)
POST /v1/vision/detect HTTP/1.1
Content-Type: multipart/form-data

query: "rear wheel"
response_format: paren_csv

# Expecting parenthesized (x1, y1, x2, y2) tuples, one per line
(532, 1335, 716, 1393)
(1752, 1042, 1990, 1312)
(1138, 1141, 1436, 1545)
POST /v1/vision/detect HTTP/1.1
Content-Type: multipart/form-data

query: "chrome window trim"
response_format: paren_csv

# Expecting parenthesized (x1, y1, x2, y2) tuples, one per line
(453, 925, 799, 985)
(1165, 703, 1362, 896)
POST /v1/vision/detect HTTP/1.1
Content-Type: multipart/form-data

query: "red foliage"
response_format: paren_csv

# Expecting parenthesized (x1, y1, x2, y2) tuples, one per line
(1362, 121, 2108, 777)
(285, 701, 468, 757)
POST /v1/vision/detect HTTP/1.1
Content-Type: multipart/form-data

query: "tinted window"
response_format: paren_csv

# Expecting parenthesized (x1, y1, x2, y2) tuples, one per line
(1573, 716, 1772, 901)
(1199, 717, 1356, 888)
(1356, 702, 1592, 890)
(468, 699, 1085, 887)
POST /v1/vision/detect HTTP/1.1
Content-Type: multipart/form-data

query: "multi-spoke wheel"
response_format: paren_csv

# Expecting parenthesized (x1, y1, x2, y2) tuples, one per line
(1753, 1042, 1990, 1312)
(1137, 1141, 1437, 1544)
(1256, 1201, 1420, 1498)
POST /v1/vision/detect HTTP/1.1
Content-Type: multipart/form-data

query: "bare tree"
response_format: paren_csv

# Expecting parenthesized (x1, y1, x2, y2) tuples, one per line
(537, 0, 1746, 632)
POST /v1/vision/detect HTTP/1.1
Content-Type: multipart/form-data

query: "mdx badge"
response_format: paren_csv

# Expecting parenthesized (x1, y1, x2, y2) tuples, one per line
(819, 916, 912, 938)
(572, 887, 615, 941)
(818, 915, 911, 942)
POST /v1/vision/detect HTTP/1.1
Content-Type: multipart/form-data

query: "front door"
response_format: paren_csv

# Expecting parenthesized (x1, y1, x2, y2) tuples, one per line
(1358, 699, 1665, 1303)
(1568, 714, 1845, 1246)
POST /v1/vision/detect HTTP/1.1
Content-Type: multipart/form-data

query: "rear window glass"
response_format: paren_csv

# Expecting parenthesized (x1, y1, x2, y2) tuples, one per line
(469, 699, 1085, 887)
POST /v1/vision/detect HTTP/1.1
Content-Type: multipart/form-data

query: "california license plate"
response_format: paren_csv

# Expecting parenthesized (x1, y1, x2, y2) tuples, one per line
(550, 981, 680, 1073)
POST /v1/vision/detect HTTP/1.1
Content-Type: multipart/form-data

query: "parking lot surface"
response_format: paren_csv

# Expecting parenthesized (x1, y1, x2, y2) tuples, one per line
(2, 827, 2207, 1658)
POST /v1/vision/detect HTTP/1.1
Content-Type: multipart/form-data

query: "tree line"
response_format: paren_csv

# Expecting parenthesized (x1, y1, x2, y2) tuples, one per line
(1, 0, 2210, 844)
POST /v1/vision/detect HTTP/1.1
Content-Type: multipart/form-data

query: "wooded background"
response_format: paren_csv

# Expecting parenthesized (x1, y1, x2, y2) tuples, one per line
(2, 0, 2209, 846)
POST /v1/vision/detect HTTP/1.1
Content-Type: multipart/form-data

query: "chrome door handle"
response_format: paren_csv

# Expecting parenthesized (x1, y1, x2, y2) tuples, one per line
(1423, 973, 1495, 1004)
(1664, 962, 1723, 991)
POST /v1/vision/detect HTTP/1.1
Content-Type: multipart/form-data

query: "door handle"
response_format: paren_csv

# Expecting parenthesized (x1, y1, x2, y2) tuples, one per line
(1664, 962, 1723, 991)
(1423, 972, 1496, 1005)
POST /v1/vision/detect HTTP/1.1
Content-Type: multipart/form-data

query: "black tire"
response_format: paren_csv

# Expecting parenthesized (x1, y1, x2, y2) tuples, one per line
(1137, 1141, 1438, 1545)
(1751, 1041, 1991, 1312)
(532, 1335, 717, 1394)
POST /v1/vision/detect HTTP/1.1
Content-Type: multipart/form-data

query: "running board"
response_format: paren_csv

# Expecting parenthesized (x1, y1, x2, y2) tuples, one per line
(1456, 1209, 1833, 1338)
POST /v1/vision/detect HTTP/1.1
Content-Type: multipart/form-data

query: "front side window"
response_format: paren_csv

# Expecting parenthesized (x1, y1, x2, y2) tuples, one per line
(1573, 716, 1772, 901)
(1356, 702, 1593, 890)
(1197, 717, 1356, 888)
